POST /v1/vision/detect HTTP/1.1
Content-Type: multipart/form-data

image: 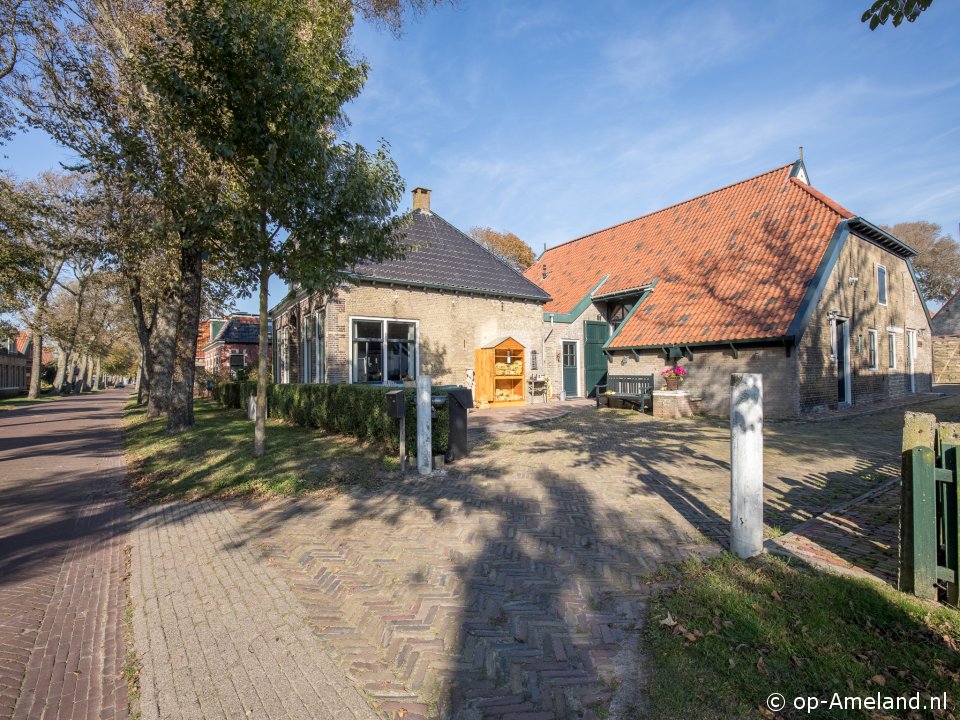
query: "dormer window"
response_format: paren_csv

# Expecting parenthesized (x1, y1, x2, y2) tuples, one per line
(608, 300, 635, 332)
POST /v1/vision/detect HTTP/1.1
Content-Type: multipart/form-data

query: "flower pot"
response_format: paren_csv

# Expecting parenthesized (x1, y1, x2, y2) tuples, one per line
(665, 375, 680, 391)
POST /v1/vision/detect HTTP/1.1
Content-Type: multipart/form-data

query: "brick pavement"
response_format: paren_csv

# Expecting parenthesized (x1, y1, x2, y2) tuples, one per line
(0, 390, 129, 720)
(768, 480, 900, 585)
(232, 422, 721, 719)
(129, 500, 379, 720)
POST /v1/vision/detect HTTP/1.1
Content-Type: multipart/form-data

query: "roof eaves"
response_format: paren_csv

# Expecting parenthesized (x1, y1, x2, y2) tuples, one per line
(847, 216, 918, 258)
(608, 334, 794, 352)
(350, 274, 550, 302)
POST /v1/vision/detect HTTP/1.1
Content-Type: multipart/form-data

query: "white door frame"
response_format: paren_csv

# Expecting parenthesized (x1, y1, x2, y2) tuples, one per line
(906, 329, 917, 393)
(561, 339, 580, 398)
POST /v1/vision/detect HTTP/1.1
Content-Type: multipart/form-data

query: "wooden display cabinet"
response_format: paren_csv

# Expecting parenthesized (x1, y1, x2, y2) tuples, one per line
(474, 337, 526, 407)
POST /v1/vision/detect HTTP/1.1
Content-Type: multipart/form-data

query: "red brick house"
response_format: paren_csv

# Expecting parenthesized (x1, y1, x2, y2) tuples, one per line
(0, 336, 28, 397)
(525, 158, 934, 417)
(199, 314, 271, 376)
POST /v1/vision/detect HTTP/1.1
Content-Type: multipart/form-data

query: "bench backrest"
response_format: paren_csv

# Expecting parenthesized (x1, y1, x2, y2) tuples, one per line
(608, 374, 654, 396)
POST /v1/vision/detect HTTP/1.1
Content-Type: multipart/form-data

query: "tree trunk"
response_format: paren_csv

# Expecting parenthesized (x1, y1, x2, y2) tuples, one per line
(254, 253, 270, 458)
(83, 355, 94, 391)
(147, 289, 180, 417)
(53, 348, 66, 392)
(168, 245, 203, 434)
(95, 356, 102, 389)
(28, 330, 43, 399)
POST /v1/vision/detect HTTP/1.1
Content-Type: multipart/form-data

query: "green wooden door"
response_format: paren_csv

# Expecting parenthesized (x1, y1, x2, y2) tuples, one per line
(562, 341, 578, 397)
(584, 321, 610, 398)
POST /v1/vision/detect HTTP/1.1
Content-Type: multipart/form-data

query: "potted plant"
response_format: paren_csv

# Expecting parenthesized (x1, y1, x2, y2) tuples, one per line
(661, 364, 687, 391)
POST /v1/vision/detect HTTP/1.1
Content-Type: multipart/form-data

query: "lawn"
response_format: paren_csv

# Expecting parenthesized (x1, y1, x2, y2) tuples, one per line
(0, 393, 65, 410)
(647, 553, 960, 719)
(124, 398, 399, 502)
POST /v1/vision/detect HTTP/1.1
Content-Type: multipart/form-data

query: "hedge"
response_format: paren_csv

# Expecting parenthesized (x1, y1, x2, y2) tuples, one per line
(213, 381, 452, 456)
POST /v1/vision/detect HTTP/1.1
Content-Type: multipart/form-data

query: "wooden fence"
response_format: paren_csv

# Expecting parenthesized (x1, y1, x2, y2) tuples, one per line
(900, 411, 959, 604)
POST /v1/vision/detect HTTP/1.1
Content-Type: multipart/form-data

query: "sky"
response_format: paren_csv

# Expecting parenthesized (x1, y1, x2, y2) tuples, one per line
(3, 0, 959, 314)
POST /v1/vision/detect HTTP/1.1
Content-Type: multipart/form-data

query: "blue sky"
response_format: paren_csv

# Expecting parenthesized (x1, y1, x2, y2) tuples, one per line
(4, 0, 958, 314)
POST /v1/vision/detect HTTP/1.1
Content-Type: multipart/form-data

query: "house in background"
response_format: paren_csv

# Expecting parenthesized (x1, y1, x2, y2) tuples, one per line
(525, 158, 933, 418)
(199, 313, 272, 376)
(270, 188, 550, 399)
(0, 336, 28, 397)
(932, 291, 960, 384)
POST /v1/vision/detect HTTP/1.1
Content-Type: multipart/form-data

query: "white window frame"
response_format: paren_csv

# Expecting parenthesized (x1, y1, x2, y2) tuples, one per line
(314, 312, 324, 383)
(300, 314, 309, 383)
(348, 315, 419, 386)
(887, 332, 896, 370)
(867, 329, 878, 370)
(280, 327, 291, 384)
(877, 264, 888, 306)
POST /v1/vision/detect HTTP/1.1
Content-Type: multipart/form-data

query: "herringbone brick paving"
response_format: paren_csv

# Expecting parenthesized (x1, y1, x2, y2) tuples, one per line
(233, 425, 720, 718)
(0, 391, 129, 720)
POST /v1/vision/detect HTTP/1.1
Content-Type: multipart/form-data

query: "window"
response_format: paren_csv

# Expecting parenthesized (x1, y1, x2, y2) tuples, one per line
(888, 332, 896, 369)
(867, 329, 878, 370)
(829, 318, 837, 359)
(302, 314, 314, 383)
(229, 352, 245, 369)
(314, 312, 324, 383)
(279, 327, 291, 383)
(877, 265, 887, 305)
(608, 300, 637, 332)
(351, 318, 417, 384)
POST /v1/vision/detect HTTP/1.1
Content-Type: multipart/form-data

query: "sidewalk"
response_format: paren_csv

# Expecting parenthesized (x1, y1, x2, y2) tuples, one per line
(0, 390, 129, 720)
(130, 500, 378, 720)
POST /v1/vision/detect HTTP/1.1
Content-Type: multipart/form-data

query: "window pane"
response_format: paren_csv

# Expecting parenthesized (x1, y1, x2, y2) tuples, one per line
(387, 341, 414, 382)
(387, 321, 415, 341)
(354, 320, 383, 340)
(878, 267, 887, 304)
(354, 340, 383, 382)
(888, 334, 896, 368)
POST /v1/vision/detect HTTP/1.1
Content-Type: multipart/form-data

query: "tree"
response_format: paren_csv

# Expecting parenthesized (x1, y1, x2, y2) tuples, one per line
(469, 227, 536, 271)
(144, 0, 427, 456)
(882, 221, 960, 303)
(862, 0, 933, 29)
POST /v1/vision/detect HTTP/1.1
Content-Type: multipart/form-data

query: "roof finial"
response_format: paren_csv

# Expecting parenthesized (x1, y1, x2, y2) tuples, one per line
(799, 145, 804, 161)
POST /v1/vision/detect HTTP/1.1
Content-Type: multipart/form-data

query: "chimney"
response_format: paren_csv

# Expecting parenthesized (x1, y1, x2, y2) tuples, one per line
(412, 187, 431, 213)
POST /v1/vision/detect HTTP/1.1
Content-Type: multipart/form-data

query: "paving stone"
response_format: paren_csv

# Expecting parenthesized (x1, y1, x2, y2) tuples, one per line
(0, 391, 130, 720)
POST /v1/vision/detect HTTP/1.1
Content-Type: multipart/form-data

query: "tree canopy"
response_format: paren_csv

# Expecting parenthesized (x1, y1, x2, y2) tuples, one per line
(469, 226, 536, 272)
(862, 0, 933, 29)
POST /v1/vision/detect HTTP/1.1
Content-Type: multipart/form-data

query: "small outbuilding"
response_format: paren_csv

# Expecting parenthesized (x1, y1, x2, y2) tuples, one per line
(932, 291, 960, 384)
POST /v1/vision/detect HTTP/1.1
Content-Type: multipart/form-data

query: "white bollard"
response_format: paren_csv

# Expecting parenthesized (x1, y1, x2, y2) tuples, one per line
(417, 374, 432, 476)
(730, 373, 763, 558)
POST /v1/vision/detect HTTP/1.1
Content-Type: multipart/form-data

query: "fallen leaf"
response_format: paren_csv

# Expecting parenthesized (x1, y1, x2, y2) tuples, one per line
(684, 632, 697, 642)
(757, 657, 768, 675)
(728, 657, 736, 668)
(771, 590, 782, 602)
(723, 620, 734, 629)
(871, 674, 886, 686)
(759, 706, 775, 719)
(660, 613, 677, 628)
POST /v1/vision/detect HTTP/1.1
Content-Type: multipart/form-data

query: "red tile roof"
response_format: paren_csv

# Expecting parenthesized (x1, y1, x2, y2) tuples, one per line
(524, 162, 854, 348)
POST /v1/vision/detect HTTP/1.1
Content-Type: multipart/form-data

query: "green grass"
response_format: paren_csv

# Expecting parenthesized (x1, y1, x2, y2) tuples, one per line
(647, 554, 960, 719)
(0, 393, 64, 410)
(124, 399, 398, 502)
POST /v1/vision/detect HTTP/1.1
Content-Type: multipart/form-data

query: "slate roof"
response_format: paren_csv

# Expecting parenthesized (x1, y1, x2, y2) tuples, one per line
(351, 209, 550, 301)
(207, 316, 269, 347)
(524, 161, 864, 349)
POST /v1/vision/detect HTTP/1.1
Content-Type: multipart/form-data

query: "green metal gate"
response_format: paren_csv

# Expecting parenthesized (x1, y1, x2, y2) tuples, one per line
(584, 321, 610, 399)
(900, 411, 959, 604)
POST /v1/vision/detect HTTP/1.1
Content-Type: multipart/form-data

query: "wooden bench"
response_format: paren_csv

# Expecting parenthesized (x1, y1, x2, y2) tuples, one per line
(595, 374, 654, 412)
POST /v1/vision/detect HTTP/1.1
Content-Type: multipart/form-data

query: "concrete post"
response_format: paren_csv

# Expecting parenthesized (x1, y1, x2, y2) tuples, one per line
(730, 373, 763, 558)
(417, 374, 432, 476)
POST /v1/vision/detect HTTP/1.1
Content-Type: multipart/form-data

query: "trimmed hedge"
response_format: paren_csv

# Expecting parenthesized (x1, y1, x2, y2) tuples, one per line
(213, 381, 451, 456)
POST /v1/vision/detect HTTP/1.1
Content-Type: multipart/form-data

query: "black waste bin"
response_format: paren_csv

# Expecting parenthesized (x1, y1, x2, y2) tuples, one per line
(445, 388, 473, 462)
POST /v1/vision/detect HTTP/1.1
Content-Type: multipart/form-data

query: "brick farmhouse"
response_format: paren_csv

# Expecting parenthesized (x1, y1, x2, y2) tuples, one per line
(932, 291, 960, 384)
(197, 314, 272, 376)
(269, 188, 549, 388)
(525, 159, 933, 417)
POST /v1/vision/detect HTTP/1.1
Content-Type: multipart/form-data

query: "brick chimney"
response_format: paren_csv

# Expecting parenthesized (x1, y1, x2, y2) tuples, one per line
(412, 187, 431, 213)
